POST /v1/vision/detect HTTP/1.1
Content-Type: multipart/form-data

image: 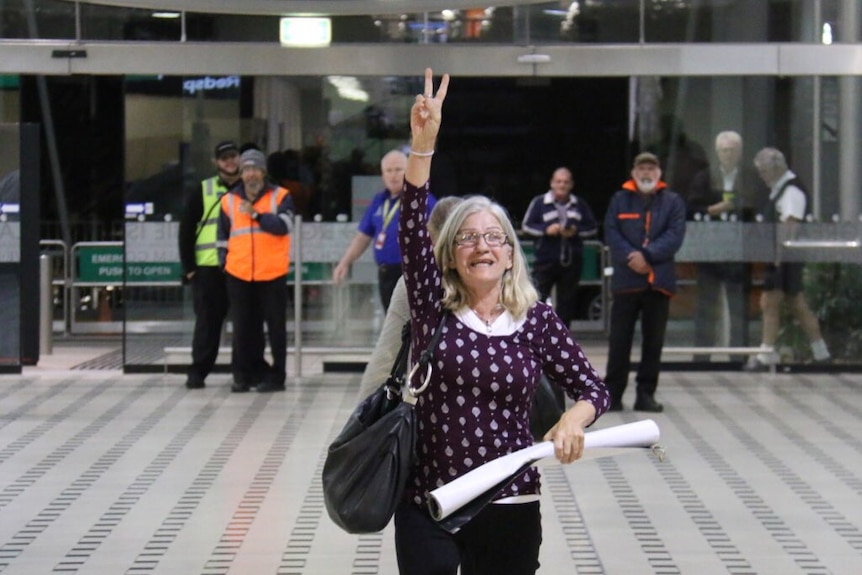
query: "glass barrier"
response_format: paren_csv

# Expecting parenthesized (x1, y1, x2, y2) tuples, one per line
(113, 70, 862, 373)
(122, 72, 240, 369)
(651, 72, 862, 369)
(0, 122, 38, 370)
(0, 123, 21, 370)
(81, 2, 181, 42)
(0, 0, 75, 40)
(669, 222, 862, 368)
(0, 1, 855, 45)
(13, 52, 862, 375)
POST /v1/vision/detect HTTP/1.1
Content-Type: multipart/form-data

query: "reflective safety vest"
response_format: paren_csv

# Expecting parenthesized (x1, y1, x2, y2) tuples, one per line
(222, 186, 291, 281)
(196, 177, 228, 266)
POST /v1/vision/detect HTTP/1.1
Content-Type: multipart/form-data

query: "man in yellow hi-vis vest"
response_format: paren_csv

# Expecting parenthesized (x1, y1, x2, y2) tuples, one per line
(178, 141, 241, 389)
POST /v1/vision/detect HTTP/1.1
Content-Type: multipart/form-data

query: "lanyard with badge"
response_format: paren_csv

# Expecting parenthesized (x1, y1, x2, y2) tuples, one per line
(374, 196, 400, 250)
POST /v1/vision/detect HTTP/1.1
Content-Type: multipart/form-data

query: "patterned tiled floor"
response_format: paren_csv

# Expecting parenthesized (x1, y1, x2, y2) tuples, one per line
(1, 359, 861, 574)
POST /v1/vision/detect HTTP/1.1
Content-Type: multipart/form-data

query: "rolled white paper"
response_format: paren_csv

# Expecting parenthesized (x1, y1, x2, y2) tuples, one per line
(428, 419, 660, 521)
(582, 418, 660, 449)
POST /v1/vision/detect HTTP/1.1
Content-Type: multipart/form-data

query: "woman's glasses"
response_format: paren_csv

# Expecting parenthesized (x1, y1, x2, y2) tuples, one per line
(454, 231, 509, 247)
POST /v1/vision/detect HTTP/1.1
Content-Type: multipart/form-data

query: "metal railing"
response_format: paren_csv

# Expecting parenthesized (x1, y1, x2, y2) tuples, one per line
(39, 230, 615, 372)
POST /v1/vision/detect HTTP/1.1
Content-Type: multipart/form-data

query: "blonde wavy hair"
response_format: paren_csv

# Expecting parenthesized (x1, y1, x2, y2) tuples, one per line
(433, 196, 538, 319)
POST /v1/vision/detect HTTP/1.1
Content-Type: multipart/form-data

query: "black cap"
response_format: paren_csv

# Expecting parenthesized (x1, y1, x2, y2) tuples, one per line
(214, 140, 239, 158)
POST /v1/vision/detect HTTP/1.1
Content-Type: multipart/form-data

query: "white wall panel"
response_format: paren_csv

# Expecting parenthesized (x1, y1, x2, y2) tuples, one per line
(2, 42, 862, 77)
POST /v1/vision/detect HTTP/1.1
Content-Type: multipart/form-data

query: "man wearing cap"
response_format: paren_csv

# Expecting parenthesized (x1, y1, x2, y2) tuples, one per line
(603, 152, 687, 412)
(178, 140, 241, 389)
(332, 149, 437, 312)
(218, 149, 295, 393)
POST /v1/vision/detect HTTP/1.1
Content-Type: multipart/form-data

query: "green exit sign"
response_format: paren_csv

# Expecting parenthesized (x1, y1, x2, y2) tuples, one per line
(77, 246, 181, 283)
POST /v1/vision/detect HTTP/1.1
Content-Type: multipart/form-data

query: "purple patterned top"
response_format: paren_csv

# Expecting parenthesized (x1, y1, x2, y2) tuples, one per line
(399, 180, 610, 507)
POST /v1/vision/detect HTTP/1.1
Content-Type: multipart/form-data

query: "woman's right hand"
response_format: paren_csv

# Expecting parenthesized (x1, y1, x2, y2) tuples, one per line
(410, 68, 450, 152)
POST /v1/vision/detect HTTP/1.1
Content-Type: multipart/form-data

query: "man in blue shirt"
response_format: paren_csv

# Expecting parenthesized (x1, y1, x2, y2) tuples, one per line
(332, 149, 437, 311)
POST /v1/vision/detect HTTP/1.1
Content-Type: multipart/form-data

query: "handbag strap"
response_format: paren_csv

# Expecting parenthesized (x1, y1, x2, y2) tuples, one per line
(383, 322, 412, 399)
(407, 312, 448, 396)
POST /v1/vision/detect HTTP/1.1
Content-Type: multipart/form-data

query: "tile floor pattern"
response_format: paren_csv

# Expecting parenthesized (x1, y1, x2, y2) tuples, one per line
(0, 368, 861, 574)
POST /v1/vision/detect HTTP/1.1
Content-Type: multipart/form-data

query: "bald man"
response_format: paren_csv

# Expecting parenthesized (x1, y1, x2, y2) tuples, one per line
(333, 150, 437, 311)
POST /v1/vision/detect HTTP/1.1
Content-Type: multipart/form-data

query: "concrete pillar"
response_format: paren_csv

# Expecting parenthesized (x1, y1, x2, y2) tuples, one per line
(839, 0, 861, 220)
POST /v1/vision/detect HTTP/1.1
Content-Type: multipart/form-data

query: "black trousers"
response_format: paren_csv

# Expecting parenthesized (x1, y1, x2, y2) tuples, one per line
(226, 273, 287, 385)
(531, 255, 583, 329)
(378, 263, 402, 312)
(188, 266, 229, 381)
(605, 289, 670, 402)
(694, 263, 749, 361)
(394, 500, 541, 575)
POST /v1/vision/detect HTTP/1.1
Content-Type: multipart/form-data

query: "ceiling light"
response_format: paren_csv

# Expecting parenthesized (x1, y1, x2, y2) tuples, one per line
(328, 76, 369, 102)
(822, 23, 833, 45)
(517, 54, 551, 64)
(280, 17, 331, 47)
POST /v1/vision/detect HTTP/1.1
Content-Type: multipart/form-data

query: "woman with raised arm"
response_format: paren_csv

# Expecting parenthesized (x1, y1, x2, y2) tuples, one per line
(395, 68, 610, 575)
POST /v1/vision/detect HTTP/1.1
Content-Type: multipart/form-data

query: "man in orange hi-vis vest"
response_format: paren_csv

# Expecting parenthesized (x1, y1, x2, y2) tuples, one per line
(217, 148, 294, 393)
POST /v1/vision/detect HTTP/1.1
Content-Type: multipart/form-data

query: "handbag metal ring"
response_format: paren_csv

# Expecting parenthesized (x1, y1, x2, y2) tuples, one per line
(407, 362, 433, 396)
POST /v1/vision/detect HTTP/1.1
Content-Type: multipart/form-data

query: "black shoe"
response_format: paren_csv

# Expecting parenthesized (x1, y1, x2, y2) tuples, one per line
(256, 381, 286, 393)
(608, 399, 623, 412)
(185, 377, 205, 390)
(634, 394, 664, 413)
(231, 381, 251, 393)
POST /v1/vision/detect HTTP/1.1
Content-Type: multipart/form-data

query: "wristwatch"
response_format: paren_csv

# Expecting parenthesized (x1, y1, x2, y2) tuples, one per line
(251, 211, 259, 220)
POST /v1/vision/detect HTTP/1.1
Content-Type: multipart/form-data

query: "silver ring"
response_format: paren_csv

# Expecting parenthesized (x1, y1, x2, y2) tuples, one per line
(407, 362, 433, 396)
(425, 94, 433, 98)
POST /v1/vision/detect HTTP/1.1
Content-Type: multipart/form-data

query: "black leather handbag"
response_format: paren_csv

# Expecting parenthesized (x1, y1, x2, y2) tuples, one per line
(322, 314, 447, 534)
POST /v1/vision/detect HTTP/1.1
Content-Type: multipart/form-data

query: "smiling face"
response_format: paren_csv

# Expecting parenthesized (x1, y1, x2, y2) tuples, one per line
(451, 210, 513, 294)
(242, 166, 266, 200)
(550, 168, 573, 202)
(215, 150, 240, 183)
(631, 162, 662, 194)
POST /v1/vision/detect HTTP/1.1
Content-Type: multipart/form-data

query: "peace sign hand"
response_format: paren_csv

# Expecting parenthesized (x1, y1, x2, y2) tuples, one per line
(410, 67, 450, 153)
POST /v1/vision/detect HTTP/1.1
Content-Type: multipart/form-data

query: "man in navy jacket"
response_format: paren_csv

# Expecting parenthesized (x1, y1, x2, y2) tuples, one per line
(604, 152, 686, 412)
(522, 167, 598, 330)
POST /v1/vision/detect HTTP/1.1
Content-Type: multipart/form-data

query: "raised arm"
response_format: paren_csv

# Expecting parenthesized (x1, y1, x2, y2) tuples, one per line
(399, 68, 451, 335)
(405, 68, 450, 188)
